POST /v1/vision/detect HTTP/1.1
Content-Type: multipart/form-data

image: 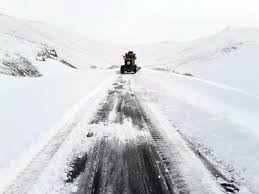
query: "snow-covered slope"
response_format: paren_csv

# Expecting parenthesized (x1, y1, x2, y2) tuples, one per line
(132, 27, 259, 95)
(0, 13, 120, 76)
(0, 13, 120, 192)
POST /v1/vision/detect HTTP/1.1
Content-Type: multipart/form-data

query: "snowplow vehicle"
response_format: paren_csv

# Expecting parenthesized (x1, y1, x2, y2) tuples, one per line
(121, 51, 138, 74)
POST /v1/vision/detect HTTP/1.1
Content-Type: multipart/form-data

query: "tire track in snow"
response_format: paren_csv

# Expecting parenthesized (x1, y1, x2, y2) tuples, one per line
(67, 76, 179, 194)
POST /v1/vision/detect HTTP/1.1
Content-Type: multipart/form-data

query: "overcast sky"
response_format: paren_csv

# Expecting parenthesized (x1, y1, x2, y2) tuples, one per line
(0, 0, 259, 44)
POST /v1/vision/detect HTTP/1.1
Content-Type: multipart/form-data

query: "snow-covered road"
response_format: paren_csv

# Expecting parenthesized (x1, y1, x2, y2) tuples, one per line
(3, 71, 245, 194)
(1, 13, 258, 194)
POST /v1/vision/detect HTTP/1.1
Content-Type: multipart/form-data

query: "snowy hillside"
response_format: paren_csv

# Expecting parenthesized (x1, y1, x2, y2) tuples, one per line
(0, 13, 120, 77)
(132, 27, 259, 95)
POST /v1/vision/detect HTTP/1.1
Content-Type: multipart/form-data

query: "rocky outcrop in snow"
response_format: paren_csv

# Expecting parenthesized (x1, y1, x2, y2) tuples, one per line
(0, 13, 119, 77)
(0, 54, 41, 77)
(36, 45, 77, 69)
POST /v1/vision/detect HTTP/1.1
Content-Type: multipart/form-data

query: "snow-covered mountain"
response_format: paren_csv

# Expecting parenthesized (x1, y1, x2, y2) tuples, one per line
(132, 27, 259, 95)
(0, 13, 120, 77)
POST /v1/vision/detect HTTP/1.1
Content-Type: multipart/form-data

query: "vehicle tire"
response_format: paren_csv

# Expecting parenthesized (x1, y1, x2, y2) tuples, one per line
(120, 66, 125, 74)
(133, 66, 137, 73)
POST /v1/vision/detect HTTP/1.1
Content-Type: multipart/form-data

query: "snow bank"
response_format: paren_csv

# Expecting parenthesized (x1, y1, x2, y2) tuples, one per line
(165, 73, 259, 134)
(0, 69, 115, 191)
(134, 69, 259, 193)
(0, 70, 110, 161)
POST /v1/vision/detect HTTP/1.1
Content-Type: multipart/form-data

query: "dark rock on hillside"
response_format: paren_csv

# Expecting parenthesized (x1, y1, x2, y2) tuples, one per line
(0, 54, 41, 77)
